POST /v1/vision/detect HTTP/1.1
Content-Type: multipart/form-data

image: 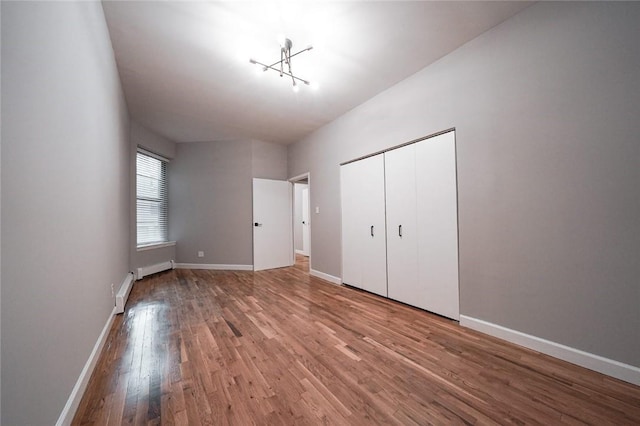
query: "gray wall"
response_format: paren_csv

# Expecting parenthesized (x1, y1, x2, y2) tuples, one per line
(133, 120, 176, 159)
(170, 140, 286, 266)
(0, 3, 3, 416)
(252, 139, 287, 180)
(130, 121, 176, 273)
(0, 3, 3, 417)
(1, 2, 130, 424)
(288, 2, 640, 368)
(294, 183, 308, 252)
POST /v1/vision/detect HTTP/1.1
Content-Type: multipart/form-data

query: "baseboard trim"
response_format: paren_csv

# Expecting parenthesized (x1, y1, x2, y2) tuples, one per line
(460, 315, 640, 386)
(115, 272, 135, 314)
(56, 305, 118, 426)
(174, 263, 253, 271)
(309, 268, 342, 285)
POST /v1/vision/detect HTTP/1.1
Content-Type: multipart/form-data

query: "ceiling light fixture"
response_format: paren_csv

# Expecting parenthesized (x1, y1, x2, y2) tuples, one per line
(250, 37, 314, 92)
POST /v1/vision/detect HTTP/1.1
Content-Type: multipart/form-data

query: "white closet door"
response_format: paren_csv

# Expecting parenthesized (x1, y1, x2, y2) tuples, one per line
(359, 155, 387, 297)
(340, 154, 387, 296)
(340, 161, 363, 288)
(385, 144, 419, 306)
(415, 131, 459, 320)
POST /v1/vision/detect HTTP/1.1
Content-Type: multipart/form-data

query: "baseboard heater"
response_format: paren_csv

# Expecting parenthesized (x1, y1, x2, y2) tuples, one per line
(114, 260, 174, 315)
(136, 260, 175, 281)
(115, 272, 135, 314)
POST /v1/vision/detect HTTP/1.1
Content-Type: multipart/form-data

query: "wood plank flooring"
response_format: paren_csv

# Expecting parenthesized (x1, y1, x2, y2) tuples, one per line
(74, 256, 640, 425)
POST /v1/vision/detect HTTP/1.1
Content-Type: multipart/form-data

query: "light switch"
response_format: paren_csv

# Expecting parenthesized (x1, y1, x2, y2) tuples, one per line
(315, 206, 320, 214)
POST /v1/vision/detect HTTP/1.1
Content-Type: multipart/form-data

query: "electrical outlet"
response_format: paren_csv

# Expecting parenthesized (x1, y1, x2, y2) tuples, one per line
(111, 283, 115, 298)
(198, 251, 204, 258)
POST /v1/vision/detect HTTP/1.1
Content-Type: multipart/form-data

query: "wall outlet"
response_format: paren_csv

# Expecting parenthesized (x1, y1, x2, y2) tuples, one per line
(198, 251, 204, 258)
(111, 283, 115, 298)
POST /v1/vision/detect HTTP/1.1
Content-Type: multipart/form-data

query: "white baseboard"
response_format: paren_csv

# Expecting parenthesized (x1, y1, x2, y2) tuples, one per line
(309, 268, 342, 285)
(115, 272, 135, 314)
(136, 259, 174, 280)
(56, 305, 118, 426)
(174, 263, 253, 271)
(460, 315, 640, 386)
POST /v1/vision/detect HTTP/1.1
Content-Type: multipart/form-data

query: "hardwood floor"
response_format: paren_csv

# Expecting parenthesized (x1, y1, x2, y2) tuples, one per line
(74, 262, 640, 425)
(294, 253, 309, 272)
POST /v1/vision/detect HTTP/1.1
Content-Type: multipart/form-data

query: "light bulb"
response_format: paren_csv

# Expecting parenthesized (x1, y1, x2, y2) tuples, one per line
(292, 84, 300, 93)
(250, 59, 263, 76)
(309, 81, 319, 91)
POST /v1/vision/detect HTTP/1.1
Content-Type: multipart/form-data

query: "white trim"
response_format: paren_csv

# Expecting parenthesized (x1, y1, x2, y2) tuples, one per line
(115, 272, 135, 314)
(136, 241, 176, 252)
(137, 146, 170, 163)
(56, 305, 118, 426)
(136, 260, 175, 280)
(288, 172, 310, 183)
(460, 315, 640, 386)
(295, 249, 305, 255)
(174, 263, 253, 271)
(309, 268, 342, 285)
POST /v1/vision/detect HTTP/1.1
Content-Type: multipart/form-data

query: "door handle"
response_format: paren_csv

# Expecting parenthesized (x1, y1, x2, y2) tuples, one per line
(399, 224, 402, 237)
(254, 222, 262, 227)
(370, 225, 374, 237)
(302, 221, 306, 225)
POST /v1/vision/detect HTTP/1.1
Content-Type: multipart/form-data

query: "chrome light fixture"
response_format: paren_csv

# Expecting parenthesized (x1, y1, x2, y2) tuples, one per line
(250, 37, 314, 92)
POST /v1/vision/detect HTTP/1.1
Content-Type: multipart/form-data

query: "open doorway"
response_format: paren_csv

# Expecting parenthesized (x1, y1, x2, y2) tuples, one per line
(290, 173, 310, 272)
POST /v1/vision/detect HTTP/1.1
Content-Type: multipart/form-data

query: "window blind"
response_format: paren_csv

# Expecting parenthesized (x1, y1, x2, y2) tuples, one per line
(136, 150, 168, 247)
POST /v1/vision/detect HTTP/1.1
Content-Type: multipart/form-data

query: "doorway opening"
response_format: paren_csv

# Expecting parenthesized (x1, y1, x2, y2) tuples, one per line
(290, 173, 311, 272)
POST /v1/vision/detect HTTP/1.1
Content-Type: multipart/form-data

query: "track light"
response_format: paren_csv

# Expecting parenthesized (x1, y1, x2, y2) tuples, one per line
(250, 37, 314, 91)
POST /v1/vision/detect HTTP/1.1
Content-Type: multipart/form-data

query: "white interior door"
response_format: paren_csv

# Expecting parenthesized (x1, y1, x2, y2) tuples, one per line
(341, 154, 387, 297)
(416, 131, 459, 320)
(253, 178, 293, 271)
(301, 188, 310, 256)
(385, 144, 419, 306)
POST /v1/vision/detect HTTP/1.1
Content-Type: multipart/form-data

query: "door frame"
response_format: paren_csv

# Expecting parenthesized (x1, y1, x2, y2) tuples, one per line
(289, 172, 311, 271)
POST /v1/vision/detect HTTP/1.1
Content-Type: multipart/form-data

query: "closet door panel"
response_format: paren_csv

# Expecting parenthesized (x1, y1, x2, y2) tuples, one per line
(340, 161, 362, 288)
(359, 154, 388, 297)
(340, 154, 387, 296)
(385, 144, 419, 306)
(415, 132, 460, 320)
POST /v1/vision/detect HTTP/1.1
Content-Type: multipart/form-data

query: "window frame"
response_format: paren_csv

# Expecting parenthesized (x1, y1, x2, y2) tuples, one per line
(136, 148, 170, 248)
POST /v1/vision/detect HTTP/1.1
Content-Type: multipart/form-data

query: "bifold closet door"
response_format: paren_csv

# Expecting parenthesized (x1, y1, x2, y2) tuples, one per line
(340, 154, 387, 296)
(415, 132, 460, 320)
(385, 144, 419, 306)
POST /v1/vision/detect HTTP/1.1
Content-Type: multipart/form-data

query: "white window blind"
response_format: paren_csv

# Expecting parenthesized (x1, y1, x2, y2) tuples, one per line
(137, 150, 168, 247)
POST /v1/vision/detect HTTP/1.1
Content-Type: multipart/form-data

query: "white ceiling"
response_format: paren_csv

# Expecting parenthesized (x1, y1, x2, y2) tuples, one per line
(102, 1, 532, 144)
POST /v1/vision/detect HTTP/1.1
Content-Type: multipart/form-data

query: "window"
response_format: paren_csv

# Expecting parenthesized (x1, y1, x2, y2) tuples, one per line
(136, 150, 168, 247)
